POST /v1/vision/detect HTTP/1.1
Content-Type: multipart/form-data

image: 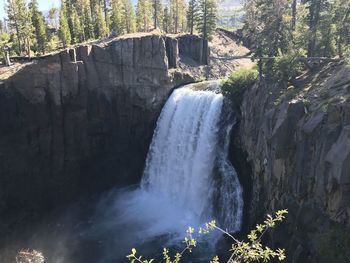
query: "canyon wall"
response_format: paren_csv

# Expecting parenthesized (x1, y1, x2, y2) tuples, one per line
(0, 34, 208, 219)
(238, 63, 350, 262)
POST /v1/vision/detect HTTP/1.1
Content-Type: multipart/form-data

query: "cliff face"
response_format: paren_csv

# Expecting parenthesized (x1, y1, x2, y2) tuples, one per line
(238, 63, 350, 262)
(0, 35, 208, 218)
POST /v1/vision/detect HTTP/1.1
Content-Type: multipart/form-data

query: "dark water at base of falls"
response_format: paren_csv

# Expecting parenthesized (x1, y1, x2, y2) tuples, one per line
(0, 81, 243, 263)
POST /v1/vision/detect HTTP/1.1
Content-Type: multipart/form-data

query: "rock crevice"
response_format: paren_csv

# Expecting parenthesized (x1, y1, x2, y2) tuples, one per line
(238, 63, 350, 262)
(0, 34, 209, 217)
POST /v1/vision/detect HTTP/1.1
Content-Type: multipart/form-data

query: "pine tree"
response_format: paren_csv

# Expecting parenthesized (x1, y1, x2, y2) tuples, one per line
(102, 0, 109, 30)
(196, 0, 217, 39)
(29, 0, 48, 54)
(63, 0, 76, 43)
(187, 0, 197, 34)
(110, 0, 123, 34)
(333, 0, 350, 57)
(47, 7, 58, 29)
(81, 0, 95, 39)
(162, 6, 171, 33)
(136, 0, 152, 32)
(151, 0, 163, 29)
(94, 2, 109, 38)
(170, 0, 186, 33)
(59, 2, 71, 47)
(6, 0, 33, 55)
(122, 0, 136, 33)
(71, 7, 85, 43)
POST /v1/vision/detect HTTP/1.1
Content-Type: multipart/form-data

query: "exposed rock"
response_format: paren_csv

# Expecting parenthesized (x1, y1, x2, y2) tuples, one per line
(178, 34, 209, 65)
(0, 34, 204, 220)
(238, 62, 350, 262)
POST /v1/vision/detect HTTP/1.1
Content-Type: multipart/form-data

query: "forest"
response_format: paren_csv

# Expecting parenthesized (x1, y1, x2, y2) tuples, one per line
(1, 0, 349, 64)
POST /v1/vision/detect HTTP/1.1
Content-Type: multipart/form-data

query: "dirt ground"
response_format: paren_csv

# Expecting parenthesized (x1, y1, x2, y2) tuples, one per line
(0, 62, 32, 82)
(178, 29, 255, 80)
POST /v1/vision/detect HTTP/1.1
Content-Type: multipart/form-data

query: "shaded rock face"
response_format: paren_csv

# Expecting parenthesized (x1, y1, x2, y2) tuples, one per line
(0, 35, 206, 219)
(178, 35, 210, 65)
(238, 63, 350, 262)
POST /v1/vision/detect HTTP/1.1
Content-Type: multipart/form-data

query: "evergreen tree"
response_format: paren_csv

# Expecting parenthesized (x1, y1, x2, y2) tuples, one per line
(196, 0, 217, 39)
(6, 0, 33, 55)
(243, 0, 291, 55)
(63, 0, 76, 43)
(122, 0, 136, 33)
(81, 0, 95, 39)
(59, 2, 71, 47)
(333, 0, 350, 57)
(47, 7, 59, 29)
(29, 0, 48, 54)
(71, 7, 85, 42)
(170, 0, 186, 33)
(187, 0, 197, 34)
(162, 6, 171, 33)
(102, 0, 109, 30)
(136, 0, 152, 32)
(110, 0, 123, 34)
(151, 0, 163, 29)
(94, 2, 109, 38)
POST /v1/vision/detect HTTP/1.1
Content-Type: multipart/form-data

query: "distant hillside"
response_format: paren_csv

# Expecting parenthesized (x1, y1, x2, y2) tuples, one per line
(219, 0, 243, 8)
(218, 0, 244, 29)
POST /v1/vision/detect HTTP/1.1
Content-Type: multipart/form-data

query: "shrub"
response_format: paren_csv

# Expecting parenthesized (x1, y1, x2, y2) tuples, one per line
(221, 68, 258, 115)
(269, 52, 303, 87)
(127, 210, 288, 263)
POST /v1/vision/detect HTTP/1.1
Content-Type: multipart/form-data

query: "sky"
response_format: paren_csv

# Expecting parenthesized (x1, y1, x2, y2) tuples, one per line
(0, 0, 60, 19)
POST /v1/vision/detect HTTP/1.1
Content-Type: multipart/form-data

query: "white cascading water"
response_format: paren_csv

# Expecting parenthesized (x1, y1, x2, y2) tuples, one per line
(141, 81, 243, 233)
(112, 81, 243, 248)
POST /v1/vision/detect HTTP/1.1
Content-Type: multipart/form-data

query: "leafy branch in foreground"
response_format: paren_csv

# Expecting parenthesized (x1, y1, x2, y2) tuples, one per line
(127, 209, 288, 263)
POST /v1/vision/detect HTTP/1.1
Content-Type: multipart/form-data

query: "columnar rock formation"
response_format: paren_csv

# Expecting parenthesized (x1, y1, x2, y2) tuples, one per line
(238, 63, 350, 262)
(0, 34, 209, 217)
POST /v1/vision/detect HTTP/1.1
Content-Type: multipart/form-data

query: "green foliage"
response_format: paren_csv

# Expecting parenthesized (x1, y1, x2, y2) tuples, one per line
(162, 6, 171, 33)
(59, 3, 71, 47)
(196, 0, 218, 40)
(110, 0, 124, 35)
(221, 68, 258, 114)
(269, 51, 303, 86)
(6, 0, 34, 55)
(94, 2, 109, 38)
(170, 0, 187, 33)
(29, 0, 48, 54)
(127, 210, 288, 263)
(71, 8, 85, 43)
(151, 0, 163, 29)
(136, 0, 152, 32)
(244, 0, 350, 60)
(0, 31, 10, 62)
(187, 0, 198, 34)
(122, 0, 136, 33)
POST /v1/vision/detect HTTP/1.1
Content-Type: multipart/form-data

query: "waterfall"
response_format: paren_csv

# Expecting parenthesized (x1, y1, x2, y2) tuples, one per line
(141, 81, 243, 233)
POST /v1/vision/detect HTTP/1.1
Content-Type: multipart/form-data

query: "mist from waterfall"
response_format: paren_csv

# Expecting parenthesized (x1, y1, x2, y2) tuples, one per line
(2, 82, 244, 263)
(117, 81, 243, 240)
(141, 84, 243, 234)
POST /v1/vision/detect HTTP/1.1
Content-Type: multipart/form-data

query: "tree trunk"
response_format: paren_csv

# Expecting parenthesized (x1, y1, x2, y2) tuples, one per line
(203, 0, 207, 39)
(103, 0, 108, 26)
(307, 0, 321, 57)
(291, 0, 297, 31)
(175, 0, 178, 33)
